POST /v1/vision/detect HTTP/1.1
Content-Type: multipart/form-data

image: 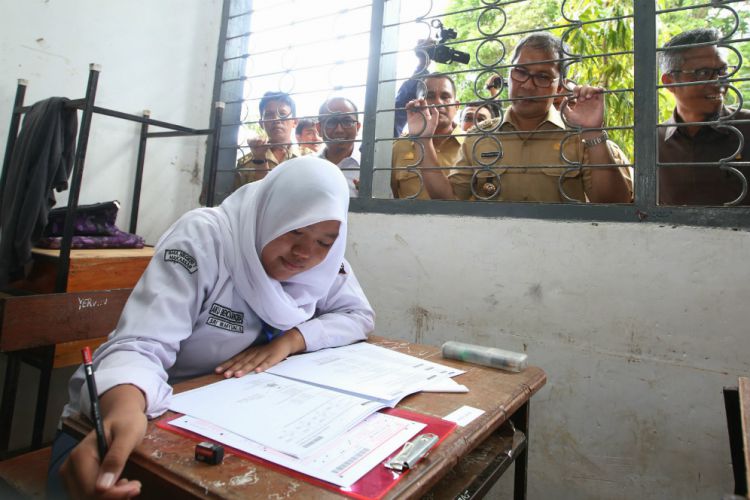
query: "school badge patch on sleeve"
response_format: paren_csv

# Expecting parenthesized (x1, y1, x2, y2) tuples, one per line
(207, 303, 244, 333)
(164, 249, 198, 274)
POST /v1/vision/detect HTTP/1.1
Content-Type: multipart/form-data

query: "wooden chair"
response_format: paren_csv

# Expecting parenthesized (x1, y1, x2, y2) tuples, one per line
(0, 287, 134, 456)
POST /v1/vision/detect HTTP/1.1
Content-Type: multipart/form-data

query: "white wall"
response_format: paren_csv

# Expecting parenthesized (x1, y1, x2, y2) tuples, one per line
(0, 0, 221, 243)
(0, 0, 220, 448)
(347, 212, 750, 500)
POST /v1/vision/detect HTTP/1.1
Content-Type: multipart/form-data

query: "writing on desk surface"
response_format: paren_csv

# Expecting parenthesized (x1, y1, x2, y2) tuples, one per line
(78, 296, 108, 310)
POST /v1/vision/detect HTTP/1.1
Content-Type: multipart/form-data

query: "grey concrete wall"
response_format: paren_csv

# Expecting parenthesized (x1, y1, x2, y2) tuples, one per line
(347, 212, 750, 499)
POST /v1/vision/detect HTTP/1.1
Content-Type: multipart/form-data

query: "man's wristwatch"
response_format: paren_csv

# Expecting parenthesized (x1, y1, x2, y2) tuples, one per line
(250, 158, 266, 165)
(582, 130, 608, 149)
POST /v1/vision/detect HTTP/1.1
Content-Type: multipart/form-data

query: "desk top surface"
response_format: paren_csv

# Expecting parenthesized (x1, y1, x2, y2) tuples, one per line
(67, 337, 546, 499)
(31, 246, 155, 259)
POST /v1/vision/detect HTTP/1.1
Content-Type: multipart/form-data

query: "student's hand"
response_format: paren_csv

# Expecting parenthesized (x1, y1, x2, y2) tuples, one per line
(216, 328, 307, 377)
(60, 386, 147, 499)
(406, 98, 439, 139)
(247, 136, 270, 162)
(560, 83, 605, 130)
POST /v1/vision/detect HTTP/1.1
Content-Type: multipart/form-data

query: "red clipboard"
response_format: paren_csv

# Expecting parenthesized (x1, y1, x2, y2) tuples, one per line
(157, 407, 456, 500)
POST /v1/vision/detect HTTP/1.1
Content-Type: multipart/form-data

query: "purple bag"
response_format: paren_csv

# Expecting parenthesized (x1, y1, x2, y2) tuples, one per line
(39, 201, 144, 249)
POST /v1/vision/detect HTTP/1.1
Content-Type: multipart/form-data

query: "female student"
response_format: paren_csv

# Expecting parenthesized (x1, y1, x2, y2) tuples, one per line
(51, 156, 375, 498)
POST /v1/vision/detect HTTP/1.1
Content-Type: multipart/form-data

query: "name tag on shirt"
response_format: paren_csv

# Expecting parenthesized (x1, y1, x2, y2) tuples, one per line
(480, 151, 502, 159)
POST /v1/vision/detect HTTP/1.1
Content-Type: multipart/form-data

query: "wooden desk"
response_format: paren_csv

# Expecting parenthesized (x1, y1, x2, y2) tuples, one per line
(64, 338, 546, 499)
(18, 247, 154, 293)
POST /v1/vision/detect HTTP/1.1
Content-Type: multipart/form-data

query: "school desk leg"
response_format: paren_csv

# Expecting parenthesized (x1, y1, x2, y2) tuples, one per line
(723, 386, 748, 496)
(511, 400, 530, 500)
(0, 353, 21, 456)
(31, 346, 55, 448)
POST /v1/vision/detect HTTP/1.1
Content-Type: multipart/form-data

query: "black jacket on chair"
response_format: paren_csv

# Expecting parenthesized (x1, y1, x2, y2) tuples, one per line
(0, 97, 78, 285)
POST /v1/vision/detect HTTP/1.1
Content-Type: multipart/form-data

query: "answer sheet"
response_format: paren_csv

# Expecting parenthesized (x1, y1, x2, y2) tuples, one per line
(170, 412, 425, 487)
(169, 373, 384, 458)
(267, 342, 465, 405)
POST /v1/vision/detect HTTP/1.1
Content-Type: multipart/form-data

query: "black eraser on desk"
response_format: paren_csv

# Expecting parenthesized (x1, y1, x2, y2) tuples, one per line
(195, 441, 224, 465)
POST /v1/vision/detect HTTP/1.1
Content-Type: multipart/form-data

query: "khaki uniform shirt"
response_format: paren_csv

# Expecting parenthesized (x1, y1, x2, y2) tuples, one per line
(449, 108, 632, 202)
(234, 145, 301, 189)
(391, 127, 464, 199)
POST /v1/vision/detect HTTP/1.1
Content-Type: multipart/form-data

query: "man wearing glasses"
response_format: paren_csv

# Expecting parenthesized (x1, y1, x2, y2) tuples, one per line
(317, 97, 361, 197)
(415, 32, 632, 203)
(460, 104, 495, 133)
(392, 73, 464, 199)
(658, 28, 749, 205)
(234, 91, 300, 188)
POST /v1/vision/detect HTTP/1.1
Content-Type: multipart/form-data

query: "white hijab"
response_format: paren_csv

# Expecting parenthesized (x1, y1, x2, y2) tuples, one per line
(217, 156, 350, 331)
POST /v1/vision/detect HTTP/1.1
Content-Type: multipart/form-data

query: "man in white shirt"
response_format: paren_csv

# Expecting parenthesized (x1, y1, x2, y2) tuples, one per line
(317, 97, 361, 196)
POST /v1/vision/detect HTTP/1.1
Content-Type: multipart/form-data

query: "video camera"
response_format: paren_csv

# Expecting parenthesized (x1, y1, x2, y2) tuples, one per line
(425, 20, 470, 65)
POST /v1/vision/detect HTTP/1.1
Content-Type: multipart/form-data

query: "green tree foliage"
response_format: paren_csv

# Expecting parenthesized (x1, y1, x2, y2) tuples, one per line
(437, 0, 749, 161)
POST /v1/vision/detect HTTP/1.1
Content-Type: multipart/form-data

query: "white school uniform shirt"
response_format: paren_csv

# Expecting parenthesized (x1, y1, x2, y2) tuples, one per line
(319, 147, 360, 197)
(63, 158, 374, 420)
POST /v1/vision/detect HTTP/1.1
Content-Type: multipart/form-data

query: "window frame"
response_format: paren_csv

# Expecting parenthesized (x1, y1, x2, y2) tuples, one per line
(209, 0, 750, 229)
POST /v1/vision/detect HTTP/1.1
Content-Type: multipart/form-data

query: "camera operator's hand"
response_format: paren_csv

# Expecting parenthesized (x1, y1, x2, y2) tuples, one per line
(485, 74, 502, 97)
(406, 98, 439, 139)
(414, 39, 436, 72)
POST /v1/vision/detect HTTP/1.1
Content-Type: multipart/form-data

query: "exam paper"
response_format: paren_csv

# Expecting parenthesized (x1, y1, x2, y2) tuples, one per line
(169, 373, 384, 458)
(267, 342, 465, 405)
(170, 412, 425, 487)
(421, 377, 469, 393)
(347, 342, 465, 378)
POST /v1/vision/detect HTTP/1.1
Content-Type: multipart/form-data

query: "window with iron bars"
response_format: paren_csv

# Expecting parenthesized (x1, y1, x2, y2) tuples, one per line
(208, 0, 750, 229)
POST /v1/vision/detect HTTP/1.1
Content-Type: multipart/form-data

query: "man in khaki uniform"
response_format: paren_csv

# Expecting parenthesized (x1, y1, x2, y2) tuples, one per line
(391, 74, 463, 199)
(234, 91, 301, 189)
(414, 33, 632, 203)
(295, 118, 322, 156)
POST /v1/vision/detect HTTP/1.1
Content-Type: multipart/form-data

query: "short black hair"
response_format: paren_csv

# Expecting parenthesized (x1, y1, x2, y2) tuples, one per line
(660, 28, 721, 74)
(295, 118, 317, 136)
(512, 32, 570, 79)
(423, 72, 457, 98)
(259, 91, 296, 118)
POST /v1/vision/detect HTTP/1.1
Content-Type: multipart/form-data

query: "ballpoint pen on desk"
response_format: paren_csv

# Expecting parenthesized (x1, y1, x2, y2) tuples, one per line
(81, 346, 108, 460)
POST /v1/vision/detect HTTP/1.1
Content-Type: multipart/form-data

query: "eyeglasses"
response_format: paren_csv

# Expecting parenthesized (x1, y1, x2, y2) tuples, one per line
(463, 112, 490, 123)
(323, 116, 358, 130)
(509, 67, 559, 88)
(670, 65, 737, 81)
(261, 110, 292, 121)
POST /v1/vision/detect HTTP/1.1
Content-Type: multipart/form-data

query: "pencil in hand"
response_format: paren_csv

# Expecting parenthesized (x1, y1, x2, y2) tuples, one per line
(81, 346, 108, 460)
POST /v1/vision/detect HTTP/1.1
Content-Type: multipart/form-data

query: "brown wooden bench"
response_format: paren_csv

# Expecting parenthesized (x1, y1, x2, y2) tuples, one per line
(0, 446, 51, 499)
